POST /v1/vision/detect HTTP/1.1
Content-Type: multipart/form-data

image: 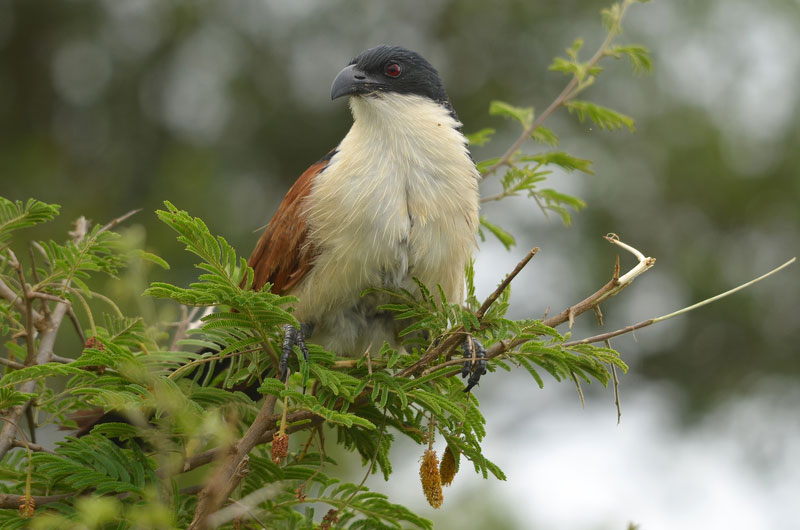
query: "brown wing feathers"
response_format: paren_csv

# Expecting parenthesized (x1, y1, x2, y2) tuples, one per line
(245, 151, 334, 294)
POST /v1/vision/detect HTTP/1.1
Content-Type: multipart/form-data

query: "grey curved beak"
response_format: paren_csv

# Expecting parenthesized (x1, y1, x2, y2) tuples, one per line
(330, 64, 382, 100)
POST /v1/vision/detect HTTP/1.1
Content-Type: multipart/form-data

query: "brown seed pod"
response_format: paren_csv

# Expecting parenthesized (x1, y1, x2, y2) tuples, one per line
(271, 432, 289, 464)
(419, 449, 443, 508)
(439, 445, 457, 487)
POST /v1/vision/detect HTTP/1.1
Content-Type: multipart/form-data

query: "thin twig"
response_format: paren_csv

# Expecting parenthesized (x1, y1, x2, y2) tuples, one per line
(98, 208, 142, 235)
(476, 247, 539, 320)
(9, 251, 36, 366)
(593, 305, 621, 424)
(27, 244, 47, 319)
(570, 371, 585, 408)
(170, 305, 195, 351)
(0, 356, 24, 370)
(50, 354, 73, 364)
(0, 277, 41, 321)
(11, 439, 55, 455)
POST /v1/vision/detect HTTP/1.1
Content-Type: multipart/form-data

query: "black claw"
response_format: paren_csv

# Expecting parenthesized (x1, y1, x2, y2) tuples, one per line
(280, 324, 310, 382)
(461, 336, 487, 392)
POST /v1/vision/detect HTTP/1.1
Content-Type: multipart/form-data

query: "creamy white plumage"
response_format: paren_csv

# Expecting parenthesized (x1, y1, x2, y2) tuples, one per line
(292, 93, 480, 355)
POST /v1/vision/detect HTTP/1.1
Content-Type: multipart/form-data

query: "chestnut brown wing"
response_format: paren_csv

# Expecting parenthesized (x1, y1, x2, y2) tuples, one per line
(245, 151, 335, 294)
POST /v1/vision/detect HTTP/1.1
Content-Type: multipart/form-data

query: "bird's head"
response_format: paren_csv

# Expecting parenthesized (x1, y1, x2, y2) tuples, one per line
(330, 45, 449, 106)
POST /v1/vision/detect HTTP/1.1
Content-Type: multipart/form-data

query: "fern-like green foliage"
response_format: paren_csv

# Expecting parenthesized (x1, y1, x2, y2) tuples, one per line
(0, 198, 60, 245)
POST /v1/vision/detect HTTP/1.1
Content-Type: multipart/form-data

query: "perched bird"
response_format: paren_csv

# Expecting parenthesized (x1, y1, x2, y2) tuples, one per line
(247, 45, 486, 390)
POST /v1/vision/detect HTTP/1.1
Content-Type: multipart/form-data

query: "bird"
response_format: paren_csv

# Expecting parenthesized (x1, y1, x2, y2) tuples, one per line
(246, 45, 487, 390)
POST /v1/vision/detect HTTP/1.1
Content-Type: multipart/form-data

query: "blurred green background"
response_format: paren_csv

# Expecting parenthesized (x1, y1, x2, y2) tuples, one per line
(1, 0, 798, 528)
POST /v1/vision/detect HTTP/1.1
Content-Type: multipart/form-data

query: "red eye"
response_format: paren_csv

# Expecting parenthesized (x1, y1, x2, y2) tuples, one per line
(385, 63, 402, 78)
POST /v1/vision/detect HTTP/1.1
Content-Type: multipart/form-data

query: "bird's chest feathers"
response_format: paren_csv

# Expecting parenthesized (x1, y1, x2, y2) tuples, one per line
(302, 95, 478, 311)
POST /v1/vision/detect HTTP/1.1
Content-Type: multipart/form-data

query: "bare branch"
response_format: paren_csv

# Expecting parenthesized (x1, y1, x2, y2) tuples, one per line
(476, 247, 539, 320)
(11, 439, 55, 455)
(98, 208, 142, 235)
(562, 257, 797, 347)
(485, 236, 654, 360)
(0, 357, 24, 370)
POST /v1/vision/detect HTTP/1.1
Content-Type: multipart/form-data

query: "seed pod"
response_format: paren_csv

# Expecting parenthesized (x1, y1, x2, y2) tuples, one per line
(271, 432, 289, 464)
(439, 445, 457, 486)
(419, 449, 443, 508)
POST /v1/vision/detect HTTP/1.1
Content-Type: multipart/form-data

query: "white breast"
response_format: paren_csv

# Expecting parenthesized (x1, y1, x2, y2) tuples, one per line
(292, 93, 479, 355)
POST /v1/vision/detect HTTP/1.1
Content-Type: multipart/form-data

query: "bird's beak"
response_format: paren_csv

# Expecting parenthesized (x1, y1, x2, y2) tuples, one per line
(331, 64, 383, 100)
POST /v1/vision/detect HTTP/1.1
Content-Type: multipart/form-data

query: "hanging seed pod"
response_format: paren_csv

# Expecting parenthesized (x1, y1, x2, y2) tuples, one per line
(439, 445, 457, 486)
(271, 432, 289, 464)
(419, 449, 443, 508)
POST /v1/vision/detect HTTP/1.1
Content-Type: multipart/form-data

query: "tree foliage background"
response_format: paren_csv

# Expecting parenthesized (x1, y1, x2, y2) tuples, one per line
(0, 0, 798, 528)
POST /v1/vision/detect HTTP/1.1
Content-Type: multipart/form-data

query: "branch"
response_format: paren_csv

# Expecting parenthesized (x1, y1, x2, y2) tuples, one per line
(98, 208, 142, 235)
(485, 235, 654, 359)
(165, 411, 323, 479)
(188, 394, 279, 530)
(0, 492, 73, 509)
(0, 357, 24, 370)
(0, 277, 43, 324)
(476, 247, 538, 320)
(8, 250, 36, 365)
(562, 257, 796, 347)
(11, 439, 55, 454)
(0, 300, 69, 458)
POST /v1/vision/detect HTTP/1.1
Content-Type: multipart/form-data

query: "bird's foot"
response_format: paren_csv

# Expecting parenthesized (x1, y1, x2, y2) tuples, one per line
(280, 323, 312, 382)
(461, 336, 487, 392)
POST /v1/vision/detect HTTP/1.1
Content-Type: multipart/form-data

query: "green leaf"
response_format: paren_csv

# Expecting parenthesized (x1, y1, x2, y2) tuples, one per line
(0, 197, 60, 244)
(548, 56, 582, 77)
(130, 249, 170, 270)
(531, 126, 559, 146)
(565, 100, 635, 132)
(489, 100, 533, 128)
(0, 387, 35, 409)
(479, 216, 516, 250)
(258, 378, 286, 396)
(520, 152, 593, 174)
(1, 362, 95, 387)
(606, 44, 652, 74)
(466, 128, 496, 146)
(476, 157, 500, 174)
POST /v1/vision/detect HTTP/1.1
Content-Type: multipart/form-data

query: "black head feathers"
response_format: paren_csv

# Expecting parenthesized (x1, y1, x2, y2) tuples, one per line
(331, 45, 449, 105)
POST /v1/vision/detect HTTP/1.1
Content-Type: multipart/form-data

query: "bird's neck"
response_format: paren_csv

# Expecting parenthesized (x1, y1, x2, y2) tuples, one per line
(339, 94, 473, 182)
(347, 93, 465, 151)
